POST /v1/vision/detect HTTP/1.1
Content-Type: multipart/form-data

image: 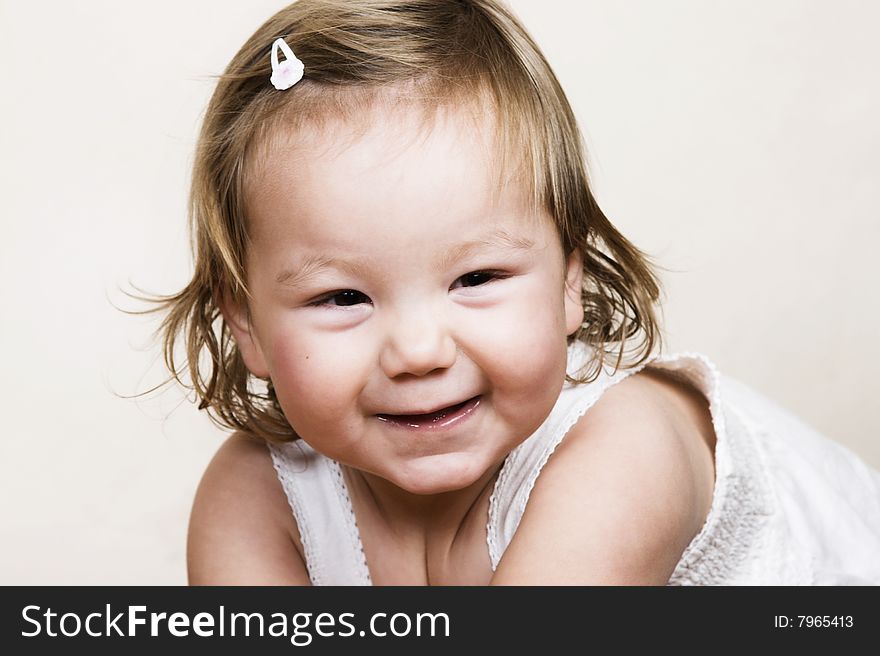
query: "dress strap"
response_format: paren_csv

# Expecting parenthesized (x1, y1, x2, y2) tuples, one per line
(267, 441, 372, 585)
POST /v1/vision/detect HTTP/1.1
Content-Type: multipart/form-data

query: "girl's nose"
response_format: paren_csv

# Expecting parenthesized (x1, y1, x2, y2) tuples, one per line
(379, 305, 457, 378)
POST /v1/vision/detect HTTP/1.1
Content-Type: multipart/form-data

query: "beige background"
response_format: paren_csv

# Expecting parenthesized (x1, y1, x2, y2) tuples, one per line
(1, 0, 877, 584)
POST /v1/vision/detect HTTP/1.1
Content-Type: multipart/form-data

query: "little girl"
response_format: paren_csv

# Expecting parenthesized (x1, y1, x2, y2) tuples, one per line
(152, 0, 880, 585)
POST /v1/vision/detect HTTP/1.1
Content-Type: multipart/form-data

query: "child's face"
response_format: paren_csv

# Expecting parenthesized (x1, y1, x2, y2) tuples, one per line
(225, 105, 584, 495)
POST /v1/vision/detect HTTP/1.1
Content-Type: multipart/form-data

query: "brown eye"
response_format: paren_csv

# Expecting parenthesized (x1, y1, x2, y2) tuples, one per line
(311, 290, 371, 307)
(457, 271, 496, 288)
(332, 290, 369, 306)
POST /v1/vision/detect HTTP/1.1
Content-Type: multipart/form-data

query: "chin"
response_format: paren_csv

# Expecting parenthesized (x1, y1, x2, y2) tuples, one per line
(389, 453, 489, 496)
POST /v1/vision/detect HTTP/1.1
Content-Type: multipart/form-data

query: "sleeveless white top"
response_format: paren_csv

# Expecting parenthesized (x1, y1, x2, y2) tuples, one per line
(267, 343, 880, 585)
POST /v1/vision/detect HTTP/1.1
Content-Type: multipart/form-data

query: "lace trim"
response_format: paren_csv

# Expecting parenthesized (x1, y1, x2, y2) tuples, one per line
(486, 438, 521, 569)
(666, 402, 776, 584)
(644, 352, 777, 584)
(266, 442, 324, 585)
(328, 460, 373, 585)
(643, 352, 775, 584)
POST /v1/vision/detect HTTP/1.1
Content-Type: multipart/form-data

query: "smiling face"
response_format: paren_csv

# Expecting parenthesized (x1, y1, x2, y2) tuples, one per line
(224, 103, 584, 495)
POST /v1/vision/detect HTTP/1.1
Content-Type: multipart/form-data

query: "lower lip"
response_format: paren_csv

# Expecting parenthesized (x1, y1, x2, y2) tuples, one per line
(376, 396, 482, 432)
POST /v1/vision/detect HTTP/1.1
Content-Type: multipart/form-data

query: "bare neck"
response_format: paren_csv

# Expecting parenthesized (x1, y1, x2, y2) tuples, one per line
(342, 460, 504, 552)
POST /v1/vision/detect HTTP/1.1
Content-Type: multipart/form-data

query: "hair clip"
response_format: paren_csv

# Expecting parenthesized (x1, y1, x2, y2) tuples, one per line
(270, 37, 304, 90)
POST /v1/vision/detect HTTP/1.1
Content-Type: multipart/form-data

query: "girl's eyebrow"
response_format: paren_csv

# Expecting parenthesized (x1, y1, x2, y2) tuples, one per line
(274, 228, 535, 289)
(439, 228, 535, 271)
(275, 254, 366, 288)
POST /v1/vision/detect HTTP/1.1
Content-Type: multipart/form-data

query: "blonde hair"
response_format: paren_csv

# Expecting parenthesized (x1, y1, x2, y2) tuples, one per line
(134, 0, 665, 443)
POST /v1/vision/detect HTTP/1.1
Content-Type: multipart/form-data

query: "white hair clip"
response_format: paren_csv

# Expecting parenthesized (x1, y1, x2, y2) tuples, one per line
(270, 37, 304, 90)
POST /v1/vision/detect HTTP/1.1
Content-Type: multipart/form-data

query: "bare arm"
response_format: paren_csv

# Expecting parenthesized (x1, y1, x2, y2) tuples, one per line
(187, 431, 311, 585)
(490, 371, 714, 585)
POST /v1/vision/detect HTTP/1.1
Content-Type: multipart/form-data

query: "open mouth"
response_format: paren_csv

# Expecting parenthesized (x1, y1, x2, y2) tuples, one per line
(376, 396, 482, 430)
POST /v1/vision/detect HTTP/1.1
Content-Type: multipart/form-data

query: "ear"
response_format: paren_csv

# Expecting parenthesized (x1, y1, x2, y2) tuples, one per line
(217, 289, 271, 379)
(563, 248, 585, 336)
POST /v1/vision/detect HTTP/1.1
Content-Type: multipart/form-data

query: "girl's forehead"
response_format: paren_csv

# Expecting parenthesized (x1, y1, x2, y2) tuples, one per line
(256, 101, 502, 184)
(246, 103, 537, 242)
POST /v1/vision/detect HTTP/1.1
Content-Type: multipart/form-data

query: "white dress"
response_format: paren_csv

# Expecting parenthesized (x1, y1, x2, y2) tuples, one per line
(267, 342, 880, 585)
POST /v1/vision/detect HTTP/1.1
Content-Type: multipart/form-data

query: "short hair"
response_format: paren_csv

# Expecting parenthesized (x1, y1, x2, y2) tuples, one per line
(135, 0, 664, 443)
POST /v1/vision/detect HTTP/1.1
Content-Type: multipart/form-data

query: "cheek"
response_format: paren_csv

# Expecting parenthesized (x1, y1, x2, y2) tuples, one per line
(262, 324, 370, 428)
(461, 280, 569, 405)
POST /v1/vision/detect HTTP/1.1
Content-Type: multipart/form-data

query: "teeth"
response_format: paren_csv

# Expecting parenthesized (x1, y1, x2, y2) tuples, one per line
(430, 400, 468, 421)
(377, 397, 475, 424)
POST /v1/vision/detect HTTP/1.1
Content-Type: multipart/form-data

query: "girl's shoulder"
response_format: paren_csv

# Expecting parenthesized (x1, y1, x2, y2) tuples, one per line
(636, 364, 718, 472)
(490, 364, 718, 584)
(187, 431, 310, 585)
